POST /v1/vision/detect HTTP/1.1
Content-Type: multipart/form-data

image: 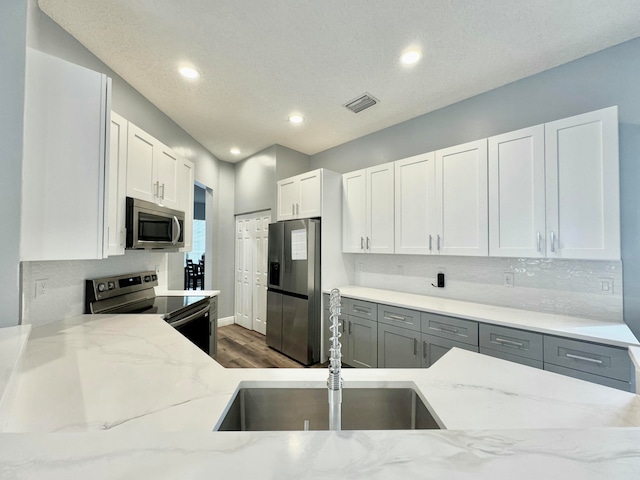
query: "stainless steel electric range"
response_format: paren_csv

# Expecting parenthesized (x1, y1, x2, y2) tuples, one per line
(85, 271, 212, 355)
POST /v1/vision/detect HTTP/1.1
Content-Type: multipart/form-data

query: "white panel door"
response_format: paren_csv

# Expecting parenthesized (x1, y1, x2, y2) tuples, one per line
(235, 218, 252, 329)
(277, 178, 299, 221)
(545, 106, 620, 260)
(155, 144, 179, 209)
(367, 163, 395, 254)
(435, 139, 488, 256)
(252, 214, 271, 335)
(177, 158, 195, 252)
(342, 170, 367, 252)
(126, 123, 157, 203)
(395, 152, 436, 255)
(488, 125, 546, 257)
(106, 111, 127, 256)
(298, 170, 322, 218)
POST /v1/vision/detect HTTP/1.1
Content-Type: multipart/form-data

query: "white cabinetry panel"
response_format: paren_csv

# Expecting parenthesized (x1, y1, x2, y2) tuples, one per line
(395, 153, 436, 255)
(367, 163, 395, 254)
(435, 139, 488, 256)
(545, 106, 620, 260)
(489, 125, 545, 257)
(106, 111, 127, 256)
(126, 123, 157, 203)
(156, 145, 179, 209)
(177, 158, 195, 252)
(21, 48, 111, 261)
(276, 169, 322, 220)
(342, 170, 366, 253)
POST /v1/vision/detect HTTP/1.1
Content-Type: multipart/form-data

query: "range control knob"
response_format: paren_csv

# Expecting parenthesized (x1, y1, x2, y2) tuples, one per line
(107, 281, 116, 290)
(144, 275, 151, 282)
(97, 283, 106, 292)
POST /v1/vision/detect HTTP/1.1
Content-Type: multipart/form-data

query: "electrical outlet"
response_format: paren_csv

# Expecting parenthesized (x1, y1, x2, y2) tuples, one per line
(155, 265, 161, 274)
(599, 278, 613, 295)
(34, 279, 48, 298)
(503, 272, 514, 287)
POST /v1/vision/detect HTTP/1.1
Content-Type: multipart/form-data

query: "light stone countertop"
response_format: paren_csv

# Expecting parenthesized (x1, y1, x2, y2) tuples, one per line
(329, 286, 640, 348)
(2, 313, 640, 478)
(0, 325, 31, 430)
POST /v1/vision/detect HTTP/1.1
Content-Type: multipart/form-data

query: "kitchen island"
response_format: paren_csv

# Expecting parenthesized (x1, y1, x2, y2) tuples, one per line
(1, 313, 639, 478)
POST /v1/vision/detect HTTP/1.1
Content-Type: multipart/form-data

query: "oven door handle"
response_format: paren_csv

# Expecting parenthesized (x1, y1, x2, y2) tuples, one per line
(168, 305, 209, 329)
(172, 216, 182, 245)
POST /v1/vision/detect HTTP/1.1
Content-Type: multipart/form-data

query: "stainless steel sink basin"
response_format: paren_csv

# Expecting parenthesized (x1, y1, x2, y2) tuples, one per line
(215, 387, 440, 431)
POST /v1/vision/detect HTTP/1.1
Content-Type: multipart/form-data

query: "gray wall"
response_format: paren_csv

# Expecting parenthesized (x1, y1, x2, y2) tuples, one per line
(310, 37, 640, 339)
(275, 145, 311, 181)
(21, 0, 236, 318)
(234, 146, 276, 215)
(0, 0, 28, 327)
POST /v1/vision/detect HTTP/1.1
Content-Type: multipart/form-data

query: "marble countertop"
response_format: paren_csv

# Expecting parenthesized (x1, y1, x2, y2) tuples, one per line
(329, 286, 640, 348)
(0, 325, 31, 430)
(2, 313, 640, 477)
(154, 288, 220, 297)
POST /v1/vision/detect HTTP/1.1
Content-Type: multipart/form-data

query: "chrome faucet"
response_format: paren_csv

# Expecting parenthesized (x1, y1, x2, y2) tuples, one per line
(327, 288, 343, 431)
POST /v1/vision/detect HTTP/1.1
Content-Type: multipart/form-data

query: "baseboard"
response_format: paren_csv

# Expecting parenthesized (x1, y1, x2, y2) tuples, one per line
(217, 316, 235, 327)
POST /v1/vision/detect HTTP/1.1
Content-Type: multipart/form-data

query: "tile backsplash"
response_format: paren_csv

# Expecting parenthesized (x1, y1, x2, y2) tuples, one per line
(21, 251, 168, 326)
(351, 254, 623, 323)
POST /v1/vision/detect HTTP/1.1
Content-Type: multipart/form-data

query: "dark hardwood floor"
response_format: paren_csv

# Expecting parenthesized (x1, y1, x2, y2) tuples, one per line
(216, 324, 327, 368)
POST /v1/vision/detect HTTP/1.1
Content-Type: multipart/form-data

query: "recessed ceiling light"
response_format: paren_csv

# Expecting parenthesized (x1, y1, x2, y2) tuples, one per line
(288, 115, 304, 124)
(179, 66, 200, 79)
(230, 148, 241, 155)
(400, 50, 422, 65)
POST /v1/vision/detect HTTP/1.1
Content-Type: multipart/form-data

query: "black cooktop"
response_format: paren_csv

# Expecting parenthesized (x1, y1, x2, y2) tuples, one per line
(109, 295, 208, 317)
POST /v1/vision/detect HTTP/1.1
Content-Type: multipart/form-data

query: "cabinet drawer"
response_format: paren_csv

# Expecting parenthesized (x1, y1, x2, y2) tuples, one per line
(544, 336, 631, 382)
(421, 313, 478, 346)
(479, 347, 543, 369)
(378, 304, 421, 332)
(479, 324, 542, 361)
(347, 299, 378, 321)
(544, 363, 631, 392)
(323, 294, 348, 313)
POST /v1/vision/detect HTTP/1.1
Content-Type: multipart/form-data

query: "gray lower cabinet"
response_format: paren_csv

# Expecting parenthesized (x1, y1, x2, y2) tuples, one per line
(421, 333, 479, 368)
(421, 312, 478, 346)
(479, 324, 543, 368)
(543, 363, 631, 391)
(377, 323, 421, 368)
(346, 315, 377, 368)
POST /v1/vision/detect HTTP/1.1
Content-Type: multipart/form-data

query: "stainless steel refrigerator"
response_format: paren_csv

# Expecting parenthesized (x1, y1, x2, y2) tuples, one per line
(266, 218, 320, 365)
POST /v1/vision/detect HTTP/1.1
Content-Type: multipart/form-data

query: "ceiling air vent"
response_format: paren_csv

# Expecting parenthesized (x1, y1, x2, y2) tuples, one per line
(343, 93, 379, 113)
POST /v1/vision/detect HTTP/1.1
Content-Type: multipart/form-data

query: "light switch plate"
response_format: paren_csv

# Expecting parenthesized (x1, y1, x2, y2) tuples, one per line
(599, 278, 613, 295)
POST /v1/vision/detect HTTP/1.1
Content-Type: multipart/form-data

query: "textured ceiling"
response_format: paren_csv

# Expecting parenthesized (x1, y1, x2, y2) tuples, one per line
(39, 0, 640, 163)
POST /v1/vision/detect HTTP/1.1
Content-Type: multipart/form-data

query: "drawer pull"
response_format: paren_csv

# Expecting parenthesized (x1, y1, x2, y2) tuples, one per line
(495, 337, 524, 348)
(433, 326, 458, 335)
(385, 314, 406, 322)
(353, 306, 370, 314)
(565, 353, 603, 365)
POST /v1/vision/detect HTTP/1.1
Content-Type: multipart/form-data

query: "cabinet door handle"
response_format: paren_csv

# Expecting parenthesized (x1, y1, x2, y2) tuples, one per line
(495, 337, 524, 348)
(153, 181, 159, 198)
(550, 231, 556, 253)
(414, 338, 418, 355)
(423, 341, 427, 360)
(360, 236, 364, 250)
(366, 236, 370, 251)
(348, 321, 352, 335)
(437, 235, 441, 251)
(537, 231, 541, 253)
(429, 234, 433, 252)
(565, 353, 603, 365)
(160, 183, 165, 199)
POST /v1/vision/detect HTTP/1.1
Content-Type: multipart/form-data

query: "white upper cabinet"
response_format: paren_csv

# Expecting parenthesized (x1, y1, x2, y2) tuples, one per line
(276, 169, 322, 220)
(488, 125, 546, 257)
(21, 48, 111, 261)
(545, 106, 620, 260)
(126, 122, 178, 209)
(342, 163, 394, 254)
(435, 139, 489, 256)
(177, 158, 195, 252)
(342, 169, 367, 253)
(395, 153, 436, 255)
(367, 163, 395, 254)
(106, 111, 128, 256)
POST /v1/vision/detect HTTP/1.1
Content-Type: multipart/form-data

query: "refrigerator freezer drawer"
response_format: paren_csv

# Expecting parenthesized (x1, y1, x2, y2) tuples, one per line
(266, 291, 283, 351)
(282, 294, 313, 365)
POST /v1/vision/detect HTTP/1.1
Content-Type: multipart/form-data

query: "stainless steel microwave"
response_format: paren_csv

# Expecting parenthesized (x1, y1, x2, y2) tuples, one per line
(125, 197, 185, 250)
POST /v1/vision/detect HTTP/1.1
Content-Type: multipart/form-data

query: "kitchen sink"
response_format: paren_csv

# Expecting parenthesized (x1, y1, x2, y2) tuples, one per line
(215, 387, 440, 431)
